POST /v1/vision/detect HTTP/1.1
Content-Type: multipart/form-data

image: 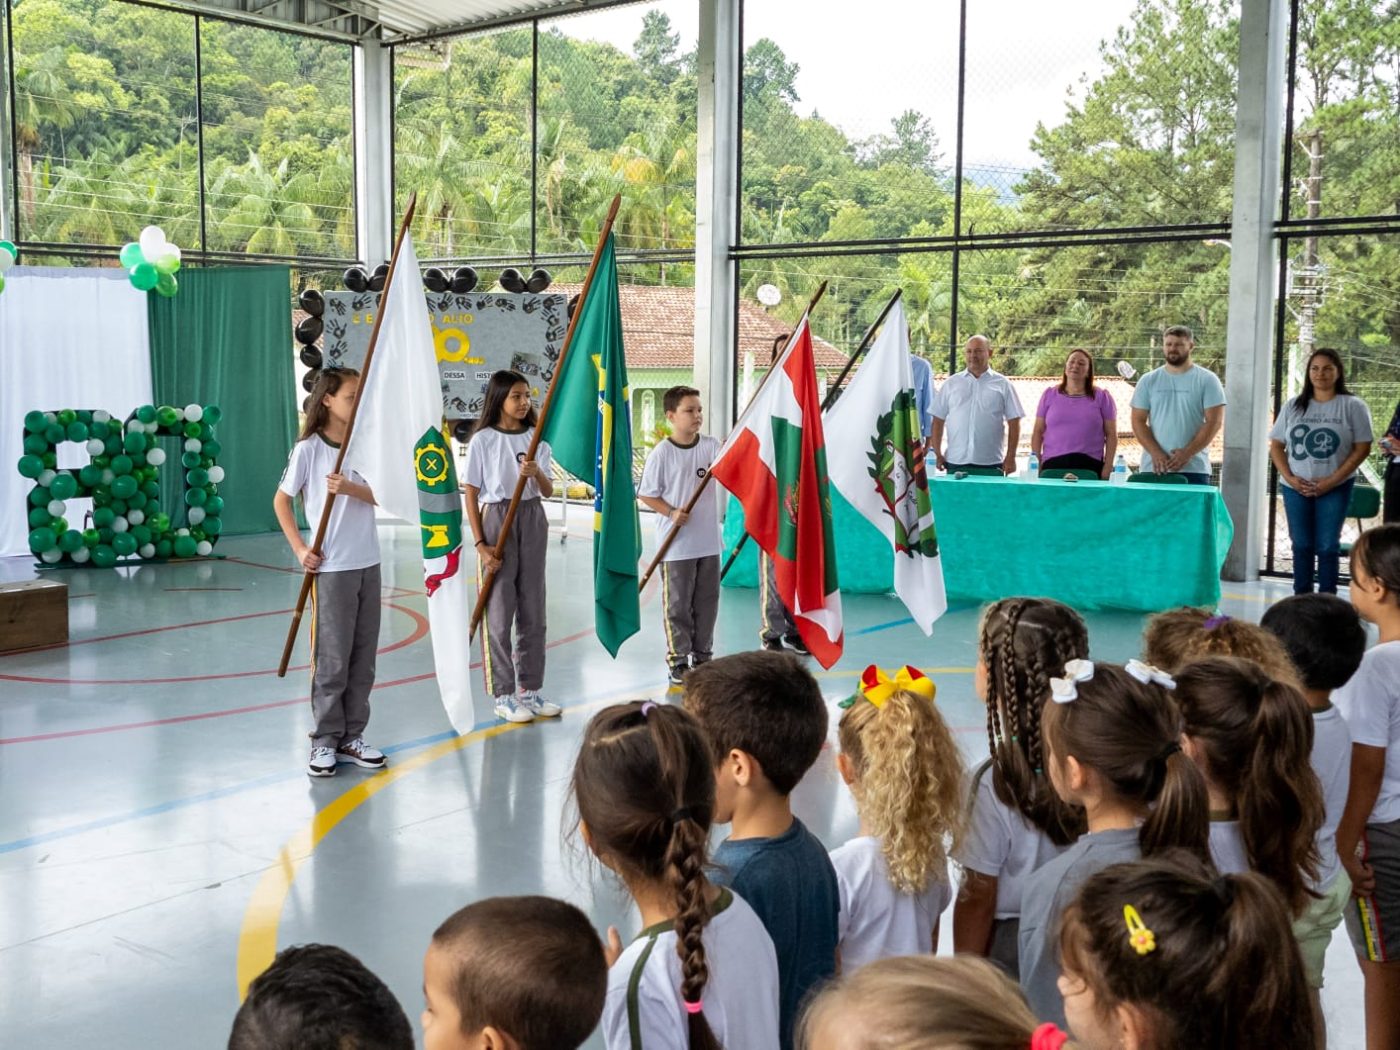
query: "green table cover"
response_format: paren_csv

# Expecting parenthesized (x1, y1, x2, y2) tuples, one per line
(720, 475, 1234, 612)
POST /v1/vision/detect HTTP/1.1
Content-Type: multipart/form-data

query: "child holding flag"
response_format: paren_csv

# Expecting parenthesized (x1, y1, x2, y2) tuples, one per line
(638, 386, 723, 685)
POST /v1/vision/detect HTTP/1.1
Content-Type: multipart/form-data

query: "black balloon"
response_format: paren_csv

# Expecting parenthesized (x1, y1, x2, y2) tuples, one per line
(299, 346, 323, 369)
(373, 262, 390, 279)
(452, 419, 474, 442)
(301, 369, 319, 392)
(302, 395, 311, 413)
(343, 267, 368, 292)
(298, 288, 325, 317)
(368, 272, 386, 292)
(295, 316, 323, 344)
(423, 267, 449, 293)
(526, 268, 552, 293)
(499, 267, 527, 293)
(450, 266, 478, 294)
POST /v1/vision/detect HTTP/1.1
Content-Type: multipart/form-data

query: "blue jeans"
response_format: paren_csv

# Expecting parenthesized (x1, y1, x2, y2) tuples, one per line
(1282, 478, 1355, 594)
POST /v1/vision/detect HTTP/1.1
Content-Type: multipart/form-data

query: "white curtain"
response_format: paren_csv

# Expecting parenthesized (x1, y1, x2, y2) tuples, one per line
(0, 267, 154, 557)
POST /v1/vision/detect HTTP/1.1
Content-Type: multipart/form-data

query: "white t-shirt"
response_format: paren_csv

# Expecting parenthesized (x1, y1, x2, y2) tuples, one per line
(955, 761, 1070, 919)
(1336, 641, 1400, 824)
(1209, 820, 1250, 875)
(278, 435, 380, 573)
(1311, 704, 1353, 889)
(639, 435, 723, 561)
(931, 368, 1025, 465)
(463, 426, 553, 504)
(1268, 395, 1374, 486)
(603, 889, 780, 1050)
(831, 835, 950, 972)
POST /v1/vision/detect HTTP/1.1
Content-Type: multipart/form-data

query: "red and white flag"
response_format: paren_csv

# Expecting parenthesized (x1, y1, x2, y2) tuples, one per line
(711, 315, 843, 668)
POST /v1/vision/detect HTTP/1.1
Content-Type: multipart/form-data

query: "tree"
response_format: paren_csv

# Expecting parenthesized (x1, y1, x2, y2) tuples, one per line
(634, 11, 681, 86)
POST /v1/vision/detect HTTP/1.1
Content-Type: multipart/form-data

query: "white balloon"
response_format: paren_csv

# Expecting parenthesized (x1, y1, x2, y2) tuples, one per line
(86, 438, 104, 455)
(186, 506, 206, 525)
(184, 403, 203, 422)
(139, 225, 167, 260)
(37, 469, 56, 487)
(111, 516, 129, 533)
(207, 466, 225, 483)
(0, 247, 15, 272)
(101, 469, 115, 485)
(70, 546, 91, 563)
(43, 412, 56, 424)
(139, 543, 156, 559)
(146, 447, 166, 466)
(41, 548, 63, 564)
(177, 527, 190, 536)
(127, 509, 145, 525)
(184, 438, 202, 453)
(172, 407, 186, 421)
(92, 410, 110, 424)
(196, 541, 212, 556)
(47, 500, 66, 517)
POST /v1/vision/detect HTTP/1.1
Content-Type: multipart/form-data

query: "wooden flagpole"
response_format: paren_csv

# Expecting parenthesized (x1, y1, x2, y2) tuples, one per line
(637, 279, 836, 592)
(468, 194, 622, 641)
(716, 286, 903, 582)
(277, 193, 419, 677)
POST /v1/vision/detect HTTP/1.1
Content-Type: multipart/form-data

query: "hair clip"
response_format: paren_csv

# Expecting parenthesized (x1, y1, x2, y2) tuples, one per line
(1124, 904, 1156, 955)
(1125, 659, 1176, 690)
(640, 701, 657, 717)
(839, 664, 936, 709)
(1029, 1023, 1069, 1050)
(1049, 659, 1095, 704)
(683, 998, 704, 1015)
(1203, 613, 1231, 630)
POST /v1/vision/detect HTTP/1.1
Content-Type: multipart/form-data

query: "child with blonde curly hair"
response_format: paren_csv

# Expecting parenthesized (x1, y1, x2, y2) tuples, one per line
(1141, 606, 1300, 684)
(831, 665, 967, 971)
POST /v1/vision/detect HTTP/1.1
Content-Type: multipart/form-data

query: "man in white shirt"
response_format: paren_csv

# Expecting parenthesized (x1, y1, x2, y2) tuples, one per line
(929, 335, 1024, 474)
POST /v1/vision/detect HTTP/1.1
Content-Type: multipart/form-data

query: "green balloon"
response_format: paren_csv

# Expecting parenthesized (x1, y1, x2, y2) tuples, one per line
(131, 524, 152, 545)
(92, 507, 115, 528)
(141, 480, 161, 498)
(111, 455, 134, 476)
(77, 410, 92, 423)
(185, 488, 208, 507)
(150, 512, 171, 533)
(203, 406, 222, 426)
(28, 486, 51, 507)
(50, 474, 78, 500)
(112, 533, 137, 556)
(67, 420, 89, 443)
(44, 423, 65, 444)
(90, 420, 110, 440)
(203, 516, 223, 536)
(59, 529, 85, 553)
(57, 409, 76, 426)
(119, 242, 144, 269)
(157, 406, 180, 427)
(42, 451, 57, 468)
(173, 535, 198, 558)
(155, 253, 181, 276)
(191, 527, 206, 541)
(109, 500, 127, 515)
(79, 465, 102, 487)
(182, 451, 202, 469)
(155, 272, 178, 297)
(198, 422, 214, 441)
(129, 262, 159, 291)
(183, 422, 201, 439)
(29, 507, 52, 528)
(92, 544, 117, 568)
(187, 468, 209, 487)
(23, 433, 48, 455)
(104, 435, 123, 456)
(82, 528, 100, 547)
(203, 439, 222, 458)
(92, 490, 110, 507)
(123, 431, 147, 454)
(98, 527, 114, 544)
(126, 491, 147, 510)
(24, 410, 47, 433)
(17, 454, 43, 478)
(155, 539, 173, 558)
(92, 455, 110, 470)
(28, 528, 56, 553)
(111, 475, 138, 500)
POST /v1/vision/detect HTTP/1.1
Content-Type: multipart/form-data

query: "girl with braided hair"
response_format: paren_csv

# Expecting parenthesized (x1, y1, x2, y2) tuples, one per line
(953, 598, 1089, 977)
(573, 701, 780, 1050)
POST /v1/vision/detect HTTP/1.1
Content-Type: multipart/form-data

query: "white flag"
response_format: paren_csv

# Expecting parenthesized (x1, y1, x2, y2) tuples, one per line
(344, 234, 476, 732)
(825, 300, 946, 634)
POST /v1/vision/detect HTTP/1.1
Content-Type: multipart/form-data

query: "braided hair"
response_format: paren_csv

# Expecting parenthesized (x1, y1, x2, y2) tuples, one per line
(978, 598, 1090, 845)
(572, 702, 722, 1050)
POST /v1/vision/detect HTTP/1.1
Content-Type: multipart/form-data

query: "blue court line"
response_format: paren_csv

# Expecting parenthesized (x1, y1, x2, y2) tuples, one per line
(849, 603, 975, 636)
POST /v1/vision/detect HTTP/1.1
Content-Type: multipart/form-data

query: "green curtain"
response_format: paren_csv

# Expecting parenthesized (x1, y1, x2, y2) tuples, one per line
(149, 267, 295, 536)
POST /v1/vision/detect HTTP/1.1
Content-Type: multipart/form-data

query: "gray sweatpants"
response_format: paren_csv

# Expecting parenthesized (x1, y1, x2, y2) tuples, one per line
(661, 554, 720, 668)
(308, 564, 381, 749)
(759, 550, 797, 643)
(479, 499, 547, 696)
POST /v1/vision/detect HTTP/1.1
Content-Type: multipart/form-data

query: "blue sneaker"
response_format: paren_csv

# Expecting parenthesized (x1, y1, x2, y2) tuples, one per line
(518, 689, 562, 718)
(494, 694, 534, 723)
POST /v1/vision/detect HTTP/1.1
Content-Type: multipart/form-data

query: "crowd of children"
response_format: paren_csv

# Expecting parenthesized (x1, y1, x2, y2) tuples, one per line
(267, 368, 1400, 1049)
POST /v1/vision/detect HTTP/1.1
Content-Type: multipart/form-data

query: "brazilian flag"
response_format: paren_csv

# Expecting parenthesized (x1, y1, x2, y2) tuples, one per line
(540, 234, 640, 656)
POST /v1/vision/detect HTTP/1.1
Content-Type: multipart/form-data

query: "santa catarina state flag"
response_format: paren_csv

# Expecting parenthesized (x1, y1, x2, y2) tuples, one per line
(710, 315, 843, 668)
(825, 298, 946, 633)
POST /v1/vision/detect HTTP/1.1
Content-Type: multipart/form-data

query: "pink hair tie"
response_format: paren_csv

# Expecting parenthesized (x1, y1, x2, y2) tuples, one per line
(683, 999, 704, 1015)
(1030, 1023, 1068, 1050)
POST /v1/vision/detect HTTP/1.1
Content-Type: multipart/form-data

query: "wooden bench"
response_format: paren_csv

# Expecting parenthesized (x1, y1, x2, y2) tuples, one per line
(0, 578, 69, 653)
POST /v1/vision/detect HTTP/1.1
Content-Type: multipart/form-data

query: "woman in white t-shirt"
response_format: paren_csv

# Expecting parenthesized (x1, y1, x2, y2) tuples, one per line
(1269, 348, 1373, 595)
(830, 666, 965, 972)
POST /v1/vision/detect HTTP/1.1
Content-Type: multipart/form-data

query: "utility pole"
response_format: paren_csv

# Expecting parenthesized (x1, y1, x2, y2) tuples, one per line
(1291, 128, 1324, 398)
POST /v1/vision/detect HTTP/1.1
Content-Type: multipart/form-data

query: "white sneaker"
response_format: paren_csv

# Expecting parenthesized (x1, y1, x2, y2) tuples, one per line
(308, 746, 337, 777)
(494, 694, 535, 723)
(518, 689, 562, 718)
(336, 736, 386, 769)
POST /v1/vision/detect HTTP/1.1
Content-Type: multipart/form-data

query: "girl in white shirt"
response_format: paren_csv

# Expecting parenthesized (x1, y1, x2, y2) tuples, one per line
(830, 665, 965, 971)
(465, 370, 559, 724)
(573, 701, 780, 1050)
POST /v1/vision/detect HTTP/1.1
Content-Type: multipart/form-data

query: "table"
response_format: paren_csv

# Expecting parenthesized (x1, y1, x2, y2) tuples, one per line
(720, 475, 1234, 612)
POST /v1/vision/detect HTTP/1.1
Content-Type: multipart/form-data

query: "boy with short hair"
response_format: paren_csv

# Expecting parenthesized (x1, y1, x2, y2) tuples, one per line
(229, 943, 413, 1050)
(422, 895, 607, 1050)
(1260, 593, 1368, 992)
(684, 650, 839, 1050)
(639, 386, 723, 685)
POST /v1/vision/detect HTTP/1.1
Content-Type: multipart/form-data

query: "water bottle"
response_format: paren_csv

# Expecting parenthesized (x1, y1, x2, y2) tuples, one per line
(1111, 454, 1129, 486)
(1026, 451, 1039, 480)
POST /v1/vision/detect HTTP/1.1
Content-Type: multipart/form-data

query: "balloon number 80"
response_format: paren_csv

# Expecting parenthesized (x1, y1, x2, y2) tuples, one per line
(17, 404, 225, 567)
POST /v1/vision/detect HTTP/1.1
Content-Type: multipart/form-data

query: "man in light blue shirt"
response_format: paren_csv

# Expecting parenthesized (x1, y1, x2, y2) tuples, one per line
(1129, 325, 1226, 484)
(909, 350, 936, 444)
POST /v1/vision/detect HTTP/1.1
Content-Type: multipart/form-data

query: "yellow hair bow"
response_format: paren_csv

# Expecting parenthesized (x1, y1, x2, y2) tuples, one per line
(840, 664, 936, 709)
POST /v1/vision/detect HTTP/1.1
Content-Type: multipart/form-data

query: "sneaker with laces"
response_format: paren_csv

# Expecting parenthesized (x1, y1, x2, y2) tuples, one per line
(668, 664, 687, 686)
(761, 638, 784, 652)
(336, 736, 387, 769)
(494, 694, 535, 723)
(518, 689, 562, 718)
(308, 746, 337, 778)
(782, 633, 811, 656)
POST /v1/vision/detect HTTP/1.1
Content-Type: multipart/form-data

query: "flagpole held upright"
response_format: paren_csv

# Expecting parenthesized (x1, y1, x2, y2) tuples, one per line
(468, 195, 622, 642)
(277, 194, 419, 677)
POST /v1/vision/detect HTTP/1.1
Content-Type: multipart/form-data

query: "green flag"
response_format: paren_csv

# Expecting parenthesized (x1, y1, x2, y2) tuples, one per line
(541, 234, 641, 656)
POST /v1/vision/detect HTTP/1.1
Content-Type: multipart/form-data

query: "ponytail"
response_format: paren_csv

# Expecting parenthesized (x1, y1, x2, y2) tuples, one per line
(666, 816, 721, 1050)
(1176, 658, 1323, 914)
(1139, 750, 1210, 861)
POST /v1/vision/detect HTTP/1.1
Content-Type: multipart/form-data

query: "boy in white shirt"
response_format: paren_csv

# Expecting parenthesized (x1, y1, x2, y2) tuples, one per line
(639, 387, 723, 685)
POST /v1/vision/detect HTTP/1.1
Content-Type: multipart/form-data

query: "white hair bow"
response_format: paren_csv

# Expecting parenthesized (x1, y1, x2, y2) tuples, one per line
(1050, 659, 1096, 704)
(1125, 659, 1176, 690)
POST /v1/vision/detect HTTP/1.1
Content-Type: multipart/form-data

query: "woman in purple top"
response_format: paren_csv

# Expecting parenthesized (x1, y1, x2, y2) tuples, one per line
(1031, 348, 1118, 478)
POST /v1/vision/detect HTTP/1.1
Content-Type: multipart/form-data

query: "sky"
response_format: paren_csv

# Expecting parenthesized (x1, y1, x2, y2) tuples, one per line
(549, 0, 1140, 175)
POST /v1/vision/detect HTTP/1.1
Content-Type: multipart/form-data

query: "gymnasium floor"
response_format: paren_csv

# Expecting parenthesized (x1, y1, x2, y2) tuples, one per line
(0, 511, 1365, 1048)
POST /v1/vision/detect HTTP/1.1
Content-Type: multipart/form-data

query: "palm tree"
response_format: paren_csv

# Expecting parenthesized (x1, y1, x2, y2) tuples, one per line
(207, 152, 319, 256)
(12, 47, 77, 226)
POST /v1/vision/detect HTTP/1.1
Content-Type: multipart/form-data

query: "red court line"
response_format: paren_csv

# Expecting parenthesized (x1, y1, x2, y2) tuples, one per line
(0, 606, 297, 657)
(165, 587, 245, 592)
